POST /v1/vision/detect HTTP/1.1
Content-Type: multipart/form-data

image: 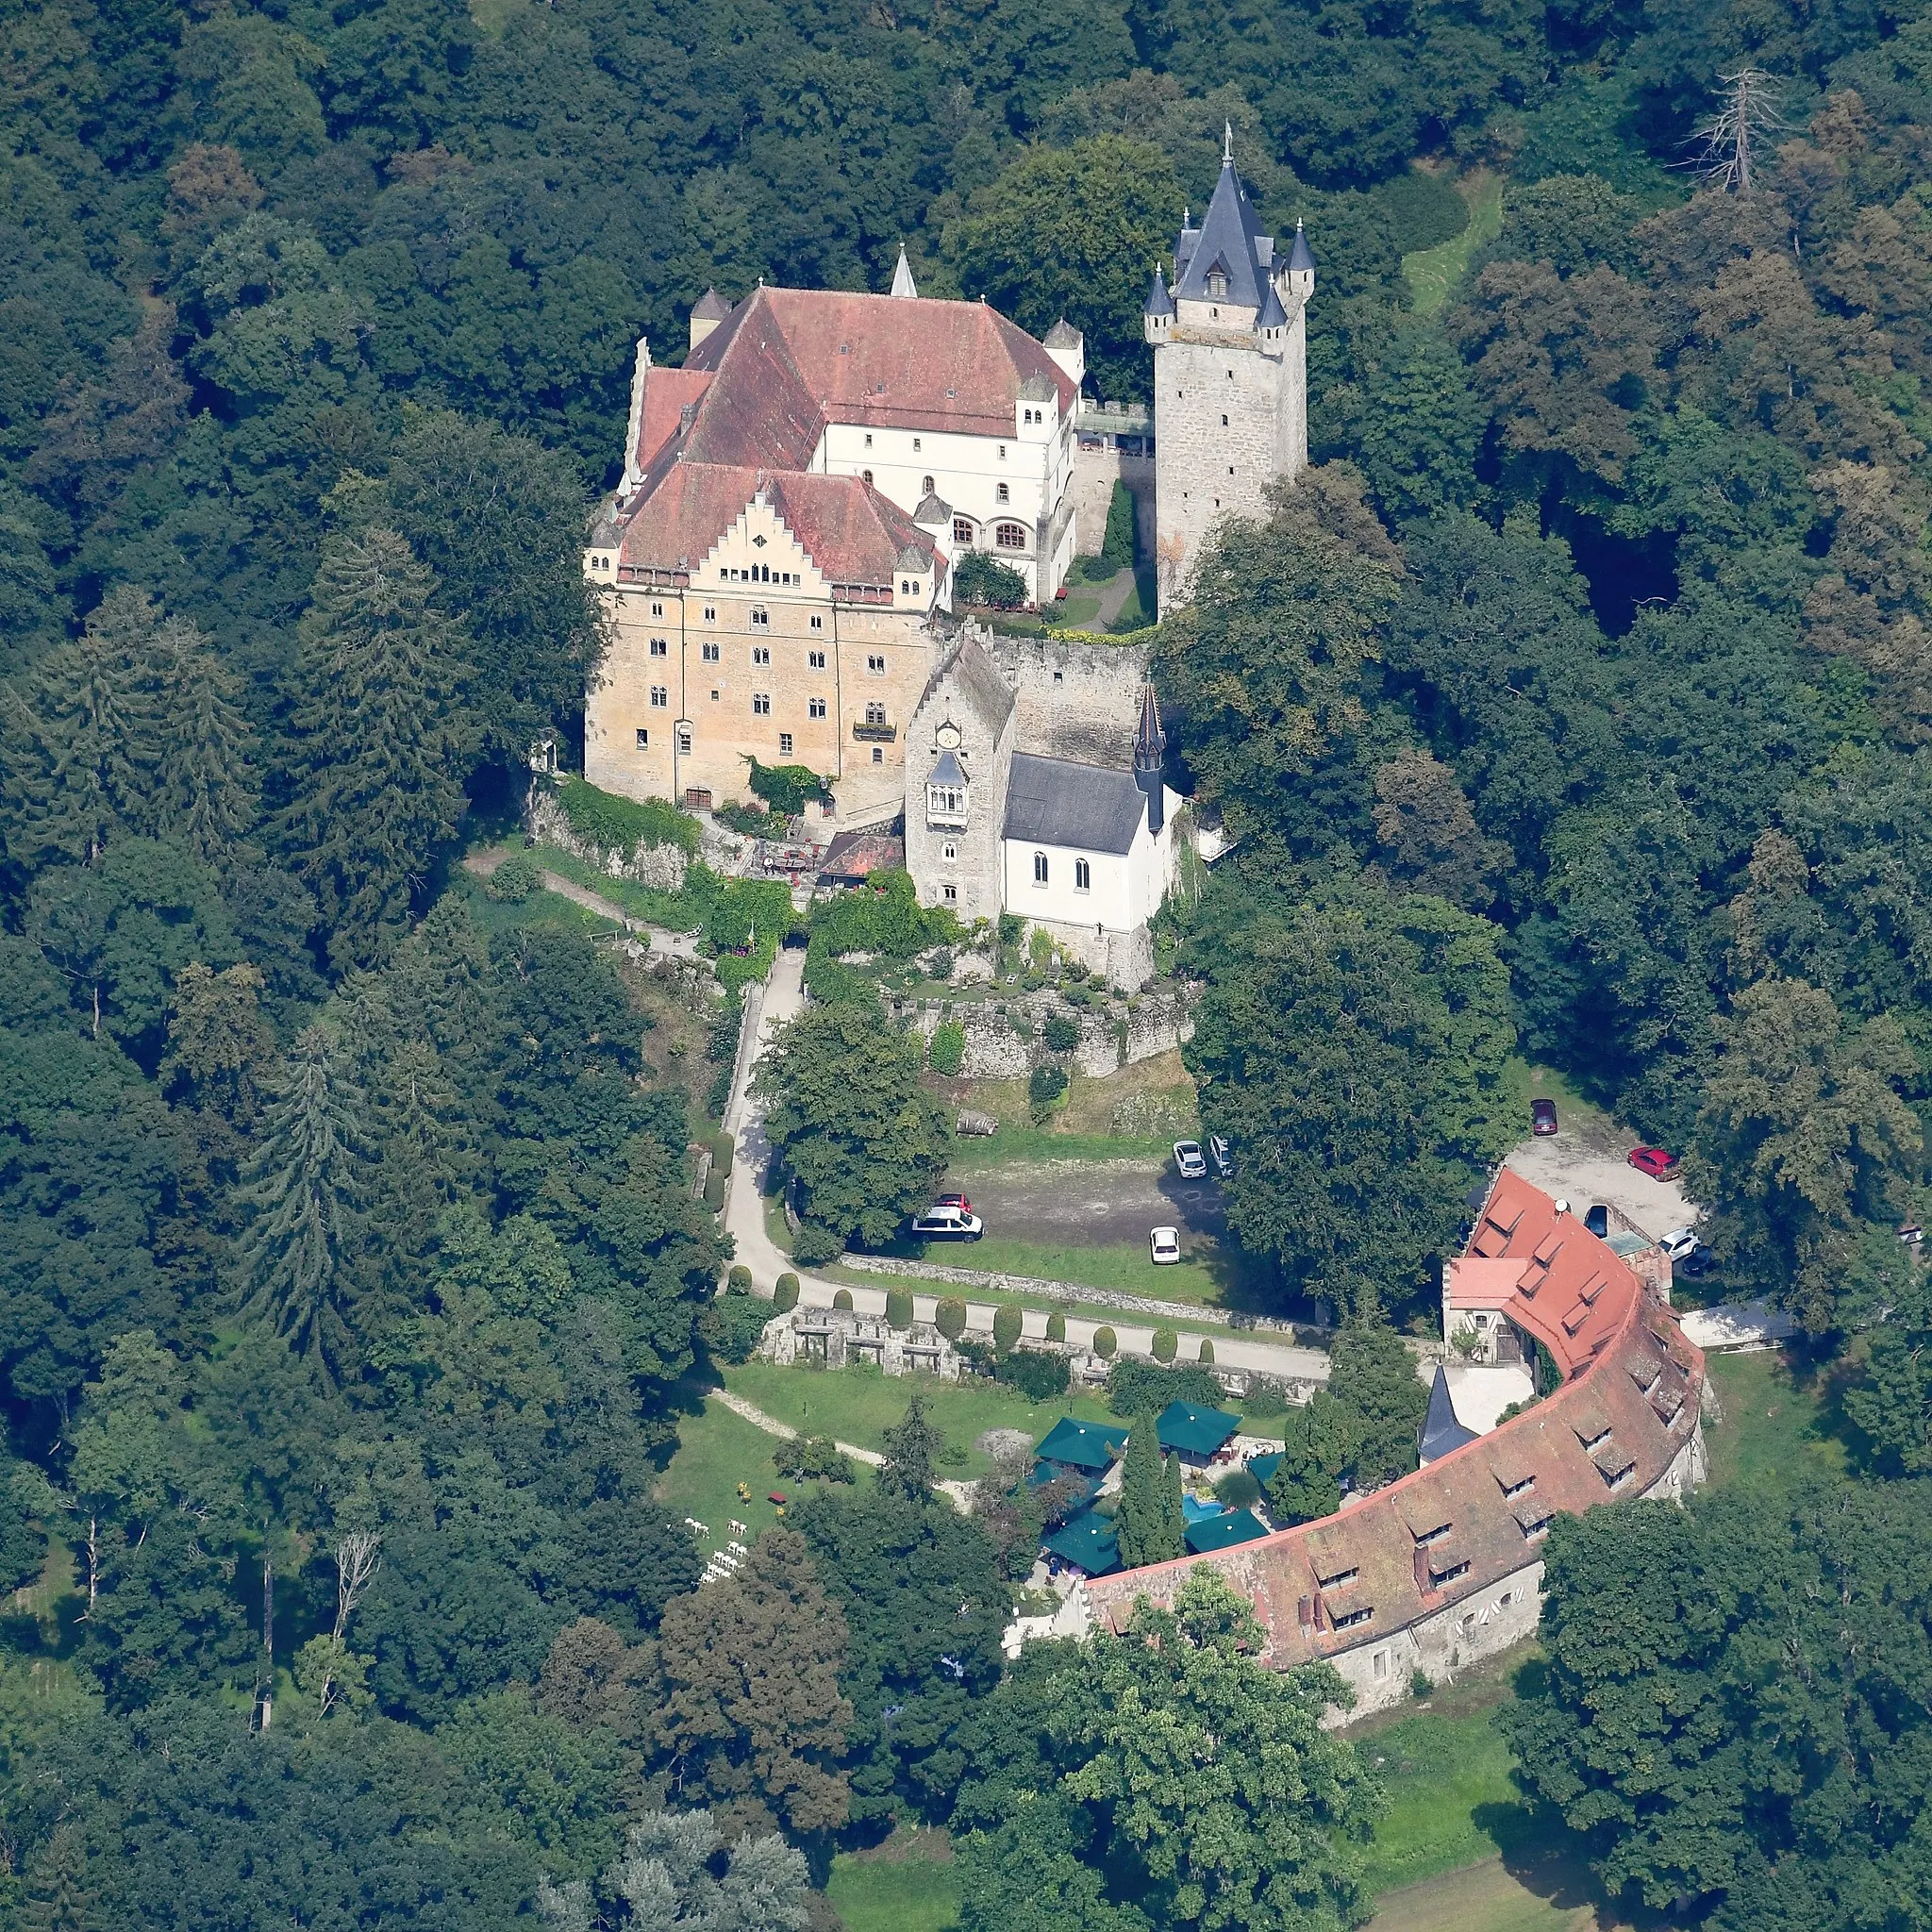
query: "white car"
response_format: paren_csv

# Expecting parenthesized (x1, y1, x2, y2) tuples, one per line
(1150, 1225, 1182, 1264)
(1658, 1226, 1702, 1263)
(1173, 1140, 1208, 1179)
(912, 1208, 982, 1241)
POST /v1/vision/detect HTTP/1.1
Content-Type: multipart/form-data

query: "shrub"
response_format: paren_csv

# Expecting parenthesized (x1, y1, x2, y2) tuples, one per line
(703, 1133, 735, 1209)
(1410, 1668, 1435, 1699)
(746, 758, 831, 816)
(1375, 167, 1469, 254)
(486, 851, 543, 902)
(1041, 1014, 1079, 1054)
(954, 551, 1029, 608)
(992, 1304, 1022, 1354)
(935, 1296, 968, 1341)
(1107, 1358, 1222, 1418)
(702, 1290, 773, 1365)
(555, 775, 700, 858)
(774, 1273, 800, 1312)
(1152, 1326, 1178, 1363)
(1045, 1310, 1066, 1343)
(1091, 1325, 1117, 1359)
(1241, 1377, 1291, 1417)
(1213, 1467, 1261, 1509)
(993, 1348, 1071, 1401)
(1197, 1338, 1215, 1365)
(1029, 1064, 1068, 1111)
(928, 1020, 966, 1076)
(727, 1264, 751, 1291)
(833, 1288, 854, 1310)
(885, 1287, 914, 1329)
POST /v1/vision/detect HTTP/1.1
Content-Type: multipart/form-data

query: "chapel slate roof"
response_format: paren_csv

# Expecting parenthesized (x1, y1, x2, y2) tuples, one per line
(1003, 753, 1148, 855)
(1082, 1172, 1706, 1674)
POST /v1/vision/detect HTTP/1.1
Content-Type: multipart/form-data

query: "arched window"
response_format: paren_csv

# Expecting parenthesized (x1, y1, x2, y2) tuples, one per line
(862, 469, 874, 484)
(923, 475, 935, 495)
(995, 523, 1026, 551)
(953, 516, 974, 546)
(1074, 858, 1091, 891)
(1032, 851, 1048, 885)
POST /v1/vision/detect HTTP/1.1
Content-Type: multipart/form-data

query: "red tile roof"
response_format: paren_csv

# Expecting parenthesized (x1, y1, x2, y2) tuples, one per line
(1082, 1170, 1705, 1672)
(614, 462, 933, 588)
(633, 367, 713, 475)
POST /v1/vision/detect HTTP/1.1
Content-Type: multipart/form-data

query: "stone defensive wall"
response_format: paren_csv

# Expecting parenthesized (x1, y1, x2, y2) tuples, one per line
(1082, 1170, 1708, 1724)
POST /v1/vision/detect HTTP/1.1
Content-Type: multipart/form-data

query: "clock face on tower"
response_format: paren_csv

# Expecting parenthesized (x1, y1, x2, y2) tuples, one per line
(935, 722, 961, 750)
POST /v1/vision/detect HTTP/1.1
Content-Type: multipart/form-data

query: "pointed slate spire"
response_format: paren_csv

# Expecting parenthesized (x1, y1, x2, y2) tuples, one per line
(890, 244, 918, 298)
(1288, 217, 1314, 273)
(1257, 277, 1288, 330)
(1135, 685, 1166, 836)
(1143, 261, 1174, 319)
(1417, 1365, 1478, 1466)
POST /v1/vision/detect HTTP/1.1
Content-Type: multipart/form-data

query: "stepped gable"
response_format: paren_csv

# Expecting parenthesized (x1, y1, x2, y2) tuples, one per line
(614, 462, 932, 586)
(1083, 1170, 1705, 1672)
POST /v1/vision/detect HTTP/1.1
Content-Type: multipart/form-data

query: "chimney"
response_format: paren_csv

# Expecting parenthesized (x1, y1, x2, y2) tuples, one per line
(1134, 684, 1166, 836)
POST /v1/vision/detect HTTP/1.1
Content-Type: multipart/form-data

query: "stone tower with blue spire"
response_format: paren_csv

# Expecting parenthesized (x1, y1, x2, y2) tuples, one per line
(1143, 125, 1314, 613)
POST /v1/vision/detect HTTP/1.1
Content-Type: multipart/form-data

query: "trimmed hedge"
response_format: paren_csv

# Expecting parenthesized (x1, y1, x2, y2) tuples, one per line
(935, 1296, 968, 1341)
(702, 1133, 735, 1210)
(885, 1287, 914, 1330)
(1091, 1325, 1117, 1359)
(833, 1288, 855, 1310)
(1152, 1326, 1178, 1363)
(1045, 1310, 1066, 1343)
(774, 1273, 800, 1312)
(1197, 1338, 1215, 1365)
(991, 1304, 1022, 1354)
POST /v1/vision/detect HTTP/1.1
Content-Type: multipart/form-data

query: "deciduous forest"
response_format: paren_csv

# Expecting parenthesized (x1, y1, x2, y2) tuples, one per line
(4, 0, 1932, 1922)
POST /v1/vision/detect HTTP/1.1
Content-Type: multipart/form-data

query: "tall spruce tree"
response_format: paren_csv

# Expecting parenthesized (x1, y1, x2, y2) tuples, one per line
(235, 1024, 364, 1375)
(148, 613, 258, 866)
(275, 529, 471, 970)
(23, 1823, 92, 1932)
(1, 584, 158, 870)
(1115, 1409, 1183, 1567)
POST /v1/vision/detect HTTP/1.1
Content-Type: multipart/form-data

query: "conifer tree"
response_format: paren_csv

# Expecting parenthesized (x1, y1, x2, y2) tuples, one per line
(275, 529, 471, 970)
(147, 613, 258, 866)
(1, 584, 158, 870)
(235, 1024, 364, 1374)
(23, 1823, 92, 1932)
(1115, 1408, 1184, 1567)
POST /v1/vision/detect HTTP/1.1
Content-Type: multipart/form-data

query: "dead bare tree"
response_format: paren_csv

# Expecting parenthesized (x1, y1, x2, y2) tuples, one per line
(1686, 68, 1788, 192)
(317, 1530, 381, 1717)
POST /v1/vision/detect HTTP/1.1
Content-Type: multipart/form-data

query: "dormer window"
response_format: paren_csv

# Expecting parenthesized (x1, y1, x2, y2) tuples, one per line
(1207, 271, 1226, 299)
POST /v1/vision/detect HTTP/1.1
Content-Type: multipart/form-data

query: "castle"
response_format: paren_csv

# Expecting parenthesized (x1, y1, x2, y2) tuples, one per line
(580, 128, 1311, 954)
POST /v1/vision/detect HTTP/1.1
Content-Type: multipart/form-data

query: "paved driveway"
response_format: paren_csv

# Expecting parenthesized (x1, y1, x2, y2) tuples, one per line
(959, 1158, 1227, 1249)
(1503, 1122, 1697, 1238)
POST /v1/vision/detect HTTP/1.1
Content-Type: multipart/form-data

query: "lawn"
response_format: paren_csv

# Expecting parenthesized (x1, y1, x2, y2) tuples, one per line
(1369, 1857, 1607, 1932)
(826, 1832, 961, 1932)
(653, 1387, 872, 1558)
(1703, 1346, 1848, 1495)
(721, 1359, 1117, 1477)
(447, 868, 616, 940)
(927, 1233, 1240, 1310)
(1402, 169, 1504, 318)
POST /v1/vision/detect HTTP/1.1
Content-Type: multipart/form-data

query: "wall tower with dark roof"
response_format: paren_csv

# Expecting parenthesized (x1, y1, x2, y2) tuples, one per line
(1143, 127, 1314, 614)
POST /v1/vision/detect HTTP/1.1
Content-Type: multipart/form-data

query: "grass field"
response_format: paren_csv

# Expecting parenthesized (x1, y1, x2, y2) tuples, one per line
(1369, 1857, 1607, 1932)
(934, 1233, 1234, 1307)
(825, 1831, 961, 1932)
(721, 1360, 1117, 1477)
(1403, 169, 1504, 317)
(1703, 1346, 1847, 1494)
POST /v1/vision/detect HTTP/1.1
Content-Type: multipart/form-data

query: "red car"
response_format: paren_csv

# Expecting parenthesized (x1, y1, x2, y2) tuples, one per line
(935, 1192, 974, 1217)
(1530, 1098, 1558, 1136)
(1627, 1146, 1681, 1180)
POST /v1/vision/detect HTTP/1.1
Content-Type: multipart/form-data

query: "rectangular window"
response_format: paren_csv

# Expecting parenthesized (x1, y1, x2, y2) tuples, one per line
(778, 732, 793, 756)
(808, 650, 825, 669)
(1033, 851, 1048, 885)
(912, 437, 922, 452)
(702, 641, 720, 662)
(1074, 858, 1091, 891)
(677, 727, 691, 754)
(808, 697, 826, 718)
(867, 654, 886, 674)
(872, 746, 883, 763)
(864, 433, 873, 448)
(649, 686, 668, 708)
(649, 637, 668, 657)
(1373, 1651, 1388, 1681)
(752, 692, 771, 715)
(751, 645, 771, 665)
(635, 727, 649, 747)
(865, 702, 886, 725)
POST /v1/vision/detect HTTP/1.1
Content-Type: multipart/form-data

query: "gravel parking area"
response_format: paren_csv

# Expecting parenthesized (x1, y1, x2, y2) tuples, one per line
(961, 1158, 1227, 1247)
(1503, 1117, 1698, 1238)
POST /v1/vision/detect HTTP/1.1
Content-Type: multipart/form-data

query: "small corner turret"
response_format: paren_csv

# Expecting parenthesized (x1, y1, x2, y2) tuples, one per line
(1142, 263, 1174, 344)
